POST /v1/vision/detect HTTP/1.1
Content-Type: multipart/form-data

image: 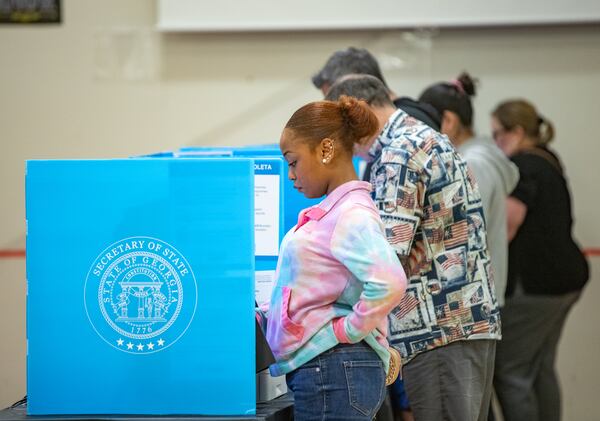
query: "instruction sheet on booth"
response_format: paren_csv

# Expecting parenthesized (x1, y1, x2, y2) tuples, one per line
(254, 174, 280, 256)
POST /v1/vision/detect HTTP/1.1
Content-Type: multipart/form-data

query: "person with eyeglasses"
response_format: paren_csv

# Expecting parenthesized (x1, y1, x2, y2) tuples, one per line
(490, 99, 589, 421)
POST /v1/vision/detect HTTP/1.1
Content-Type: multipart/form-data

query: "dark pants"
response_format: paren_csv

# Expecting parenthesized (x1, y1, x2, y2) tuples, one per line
(494, 291, 579, 421)
(403, 339, 496, 421)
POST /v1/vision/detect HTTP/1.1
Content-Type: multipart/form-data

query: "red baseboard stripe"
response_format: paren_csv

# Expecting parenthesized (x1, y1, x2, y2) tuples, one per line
(0, 249, 26, 258)
(584, 248, 600, 257)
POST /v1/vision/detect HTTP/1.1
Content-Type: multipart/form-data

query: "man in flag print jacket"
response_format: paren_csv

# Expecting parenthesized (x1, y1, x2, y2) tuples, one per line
(327, 75, 499, 421)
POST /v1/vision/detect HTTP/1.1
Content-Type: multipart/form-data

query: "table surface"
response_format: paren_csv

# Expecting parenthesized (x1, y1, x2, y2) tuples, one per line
(0, 395, 294, 421)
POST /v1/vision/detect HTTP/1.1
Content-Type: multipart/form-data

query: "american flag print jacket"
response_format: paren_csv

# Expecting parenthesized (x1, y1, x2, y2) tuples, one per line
(367, 109, 501, 364)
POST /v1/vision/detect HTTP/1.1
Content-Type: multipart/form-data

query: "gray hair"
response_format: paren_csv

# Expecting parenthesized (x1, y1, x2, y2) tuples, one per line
(312, 47, 388, 90)
(325, 74, 394, 108)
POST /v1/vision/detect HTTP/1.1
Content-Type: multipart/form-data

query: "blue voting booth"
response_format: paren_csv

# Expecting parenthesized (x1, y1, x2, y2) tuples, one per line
(26, 158, 257, 415)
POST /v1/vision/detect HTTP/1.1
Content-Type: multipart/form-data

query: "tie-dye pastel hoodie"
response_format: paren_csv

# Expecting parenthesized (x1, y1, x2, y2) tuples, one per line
(264, 180, 406, 377)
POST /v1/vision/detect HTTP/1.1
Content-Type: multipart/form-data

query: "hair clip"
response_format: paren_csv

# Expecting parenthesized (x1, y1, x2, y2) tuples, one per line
(450, 79, 465, 95)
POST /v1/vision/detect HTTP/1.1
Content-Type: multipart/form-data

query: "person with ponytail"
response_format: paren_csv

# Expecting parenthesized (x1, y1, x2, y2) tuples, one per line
(491, 99, 589, 421)
(419, 73, 520, 309)
(264, 95, 407, 420)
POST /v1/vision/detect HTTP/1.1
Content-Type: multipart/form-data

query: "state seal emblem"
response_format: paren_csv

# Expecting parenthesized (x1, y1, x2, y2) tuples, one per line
(84, 237, 197, 354)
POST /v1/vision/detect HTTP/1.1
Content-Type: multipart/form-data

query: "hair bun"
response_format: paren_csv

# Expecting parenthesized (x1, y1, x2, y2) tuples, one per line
(456, 72, 477, 97)
(338, 95, 362, 123)
(337, 95, 379, 140)
(537, 114, 555, 145)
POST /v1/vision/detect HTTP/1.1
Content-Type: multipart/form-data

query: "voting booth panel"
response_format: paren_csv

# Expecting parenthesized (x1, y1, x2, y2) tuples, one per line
(26, 158, 257, 415)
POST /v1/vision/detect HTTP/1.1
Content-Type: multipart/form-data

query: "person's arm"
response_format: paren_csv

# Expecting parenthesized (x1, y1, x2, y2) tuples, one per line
(506, 156, 536, 242)
(506, 196, 527, 241)
(255, 303, 269, 332)
(372, 161, 423, 261)
(330, 206, 407, 343)
(465, 158, 494, 216)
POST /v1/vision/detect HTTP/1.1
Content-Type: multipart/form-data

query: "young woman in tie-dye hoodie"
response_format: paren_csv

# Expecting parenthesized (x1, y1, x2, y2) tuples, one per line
(261, 96, 407, 420)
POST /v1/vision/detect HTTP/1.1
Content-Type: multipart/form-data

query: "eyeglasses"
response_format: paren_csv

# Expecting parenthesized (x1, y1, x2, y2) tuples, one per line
(492, 128, 507, 141)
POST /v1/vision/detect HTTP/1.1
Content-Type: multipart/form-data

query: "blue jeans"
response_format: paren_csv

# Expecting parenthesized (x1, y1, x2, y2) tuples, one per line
(286, 342, 386, 421)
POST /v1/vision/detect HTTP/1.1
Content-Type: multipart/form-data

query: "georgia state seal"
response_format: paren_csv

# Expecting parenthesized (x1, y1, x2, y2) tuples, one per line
(84, 236, 197, 354)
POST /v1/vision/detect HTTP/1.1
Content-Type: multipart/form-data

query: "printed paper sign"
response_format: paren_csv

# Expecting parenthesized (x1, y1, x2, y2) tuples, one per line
(255, 270, 276, 306)
(255, 174, 280, 256)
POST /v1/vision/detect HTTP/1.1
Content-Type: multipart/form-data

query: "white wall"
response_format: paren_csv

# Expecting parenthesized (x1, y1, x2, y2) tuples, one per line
(157, 0, 600, 30)
(0, 1, 599, 418)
